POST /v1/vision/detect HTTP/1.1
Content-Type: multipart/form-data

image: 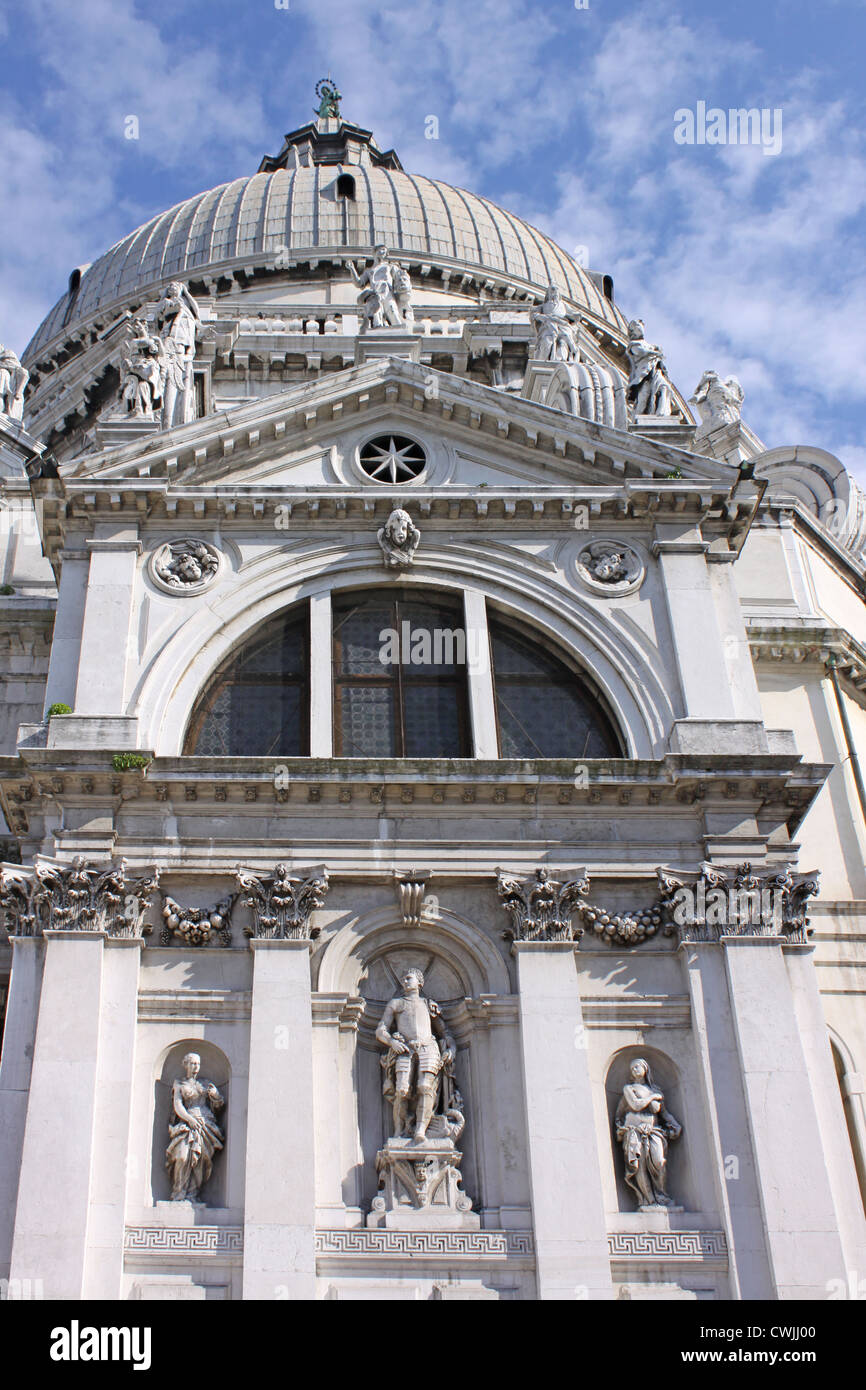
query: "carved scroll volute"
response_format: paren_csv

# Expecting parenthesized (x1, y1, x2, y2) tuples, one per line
(393, 870, 430, 929)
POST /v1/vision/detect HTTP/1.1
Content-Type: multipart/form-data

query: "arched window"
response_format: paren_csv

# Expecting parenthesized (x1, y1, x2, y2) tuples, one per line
(182, 591, 623, 759)
(333, 593, 470, 757)
(336, 173, 356, 200)
(184, 606, 309, 755)
(489, 616, 620, 758)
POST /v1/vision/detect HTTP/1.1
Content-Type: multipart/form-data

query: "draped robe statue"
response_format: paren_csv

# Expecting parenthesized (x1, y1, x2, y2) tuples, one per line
(626, 319, 672, 417)
(531, 285, 579, 363)
(0, 344, 29, 421)
(166, 1052, 225, 1201)
(155, 281, 199, 428)
(615, 1058, 682, 1209)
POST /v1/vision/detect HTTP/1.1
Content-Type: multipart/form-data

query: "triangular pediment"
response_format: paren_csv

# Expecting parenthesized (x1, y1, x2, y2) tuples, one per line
(63, 357, 738, 494)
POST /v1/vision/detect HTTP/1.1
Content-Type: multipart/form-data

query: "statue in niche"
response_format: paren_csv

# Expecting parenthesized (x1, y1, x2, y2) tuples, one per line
(155, 281, 200, 428)
(531, 285, 579, 363)
(0, 343, 29, 421)
(378, 506, 420, 568)
(626, 319, 672, 417)
(166, 1052, 225, 1202)
(120, 318, 164, 419)
(690, 369, 744, 429)
(350, 245, 413, 332)
(375, 967, 460, 1142)
(615, 1057, 682, 1210)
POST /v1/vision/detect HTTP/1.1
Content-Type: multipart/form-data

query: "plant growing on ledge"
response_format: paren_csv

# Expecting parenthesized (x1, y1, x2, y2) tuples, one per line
(111, 753, 150, 772)
(47, 702, 72, 717)
(0, 584, 15, 595)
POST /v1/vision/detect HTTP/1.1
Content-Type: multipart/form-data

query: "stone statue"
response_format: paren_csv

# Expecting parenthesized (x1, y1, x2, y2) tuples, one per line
(626, 319, 672, 417)
(350, 246, 413, 332)
(378, 507, 420, 567)
(0, 343, 29, 421)
(155, 281, 200, 428)
(166, 1052, 225, 1202)
(531, 286, 579, 363)
(690, 369, 744, 429)
(314, 78, 342, 120)
(615, 1058, 682, 1210)
(120, 318, 163, 419)
(375, 967, 458, 1142)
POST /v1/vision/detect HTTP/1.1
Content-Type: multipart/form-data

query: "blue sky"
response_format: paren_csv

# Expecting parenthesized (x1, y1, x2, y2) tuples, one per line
(1, 0, 865, 481)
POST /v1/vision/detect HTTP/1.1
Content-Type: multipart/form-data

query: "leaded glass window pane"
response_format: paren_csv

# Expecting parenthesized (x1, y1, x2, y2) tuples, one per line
(490, 620, 620, 759)
(184, 608, 309, 756)
(332, 592, 471, 757)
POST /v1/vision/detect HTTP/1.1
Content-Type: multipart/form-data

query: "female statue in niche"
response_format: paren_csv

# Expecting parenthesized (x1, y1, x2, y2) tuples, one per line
(614, 1057, 682, 1210)
(166, 1052, 225, 1202)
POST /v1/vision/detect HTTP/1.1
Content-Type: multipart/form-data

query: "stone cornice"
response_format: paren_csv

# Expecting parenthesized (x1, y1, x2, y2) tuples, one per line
(55, 358, 730, 486)
(748, 623, 866, 697)
(0, 752, 829, 845)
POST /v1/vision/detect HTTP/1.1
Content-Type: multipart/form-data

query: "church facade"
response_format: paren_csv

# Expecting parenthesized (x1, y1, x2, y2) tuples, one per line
(1, 95, 866, 1302)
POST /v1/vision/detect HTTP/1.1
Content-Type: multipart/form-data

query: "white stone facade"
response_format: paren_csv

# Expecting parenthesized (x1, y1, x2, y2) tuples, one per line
(1, 111, 866, 1302)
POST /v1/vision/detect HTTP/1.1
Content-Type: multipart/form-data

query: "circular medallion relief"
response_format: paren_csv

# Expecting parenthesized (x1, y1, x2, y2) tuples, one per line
(576, 539, 645, 596)
(149, 538, 221, 595)
(358, 434, 427, 484)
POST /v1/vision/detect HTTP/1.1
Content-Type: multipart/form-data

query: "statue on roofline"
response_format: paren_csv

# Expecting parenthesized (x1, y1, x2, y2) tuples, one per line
(626, 319, 673, 417)
(0, 344, 29, 421)
(531, 285, 579, 363)
(314, 78, 342, 120)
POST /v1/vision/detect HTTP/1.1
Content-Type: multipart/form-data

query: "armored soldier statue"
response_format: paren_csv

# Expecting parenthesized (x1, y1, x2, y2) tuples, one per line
(375, 966, 456, 1142)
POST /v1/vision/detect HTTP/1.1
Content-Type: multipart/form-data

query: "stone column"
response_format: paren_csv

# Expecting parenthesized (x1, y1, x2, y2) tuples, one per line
(513, 941, 613, 1299)
(309, 591, 333, 757)
(82, 936, 144, 1299)
(679, 942, 774, 1298)
(74, 535, 141, 714)
(42, 550, 89, 712)
(9, 932, 105, 1299)
(243, 940, 316, 1299)
(722, 936, 849, 1297)
(463, 588, 498, 758)
(654, 522, 766, 754)
(0, 937, 43, 1281)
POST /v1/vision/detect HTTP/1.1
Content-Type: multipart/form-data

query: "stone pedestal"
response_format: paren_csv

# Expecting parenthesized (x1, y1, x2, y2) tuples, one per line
(354, 330, 422, 365)
(94, 416, 162, 450)
(366, 1137, 479, 1231)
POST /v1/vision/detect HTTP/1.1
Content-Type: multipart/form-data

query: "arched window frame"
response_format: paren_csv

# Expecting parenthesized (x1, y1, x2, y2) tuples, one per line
(182, 586, 624, 761)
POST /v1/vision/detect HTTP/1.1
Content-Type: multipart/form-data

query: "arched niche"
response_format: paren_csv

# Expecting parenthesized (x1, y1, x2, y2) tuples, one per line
(604, 1046, 696, 1214)
(150, 1039, 231, 1208)
(315, 906, 511, 1001)
(316, 908, 511, 1213)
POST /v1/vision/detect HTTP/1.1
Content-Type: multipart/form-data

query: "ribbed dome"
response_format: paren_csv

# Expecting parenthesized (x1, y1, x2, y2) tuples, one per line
(24, 137, 623, 361)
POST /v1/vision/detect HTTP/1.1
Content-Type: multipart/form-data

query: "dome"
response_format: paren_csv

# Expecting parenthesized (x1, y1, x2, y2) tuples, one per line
(23, 117, 624, 362)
